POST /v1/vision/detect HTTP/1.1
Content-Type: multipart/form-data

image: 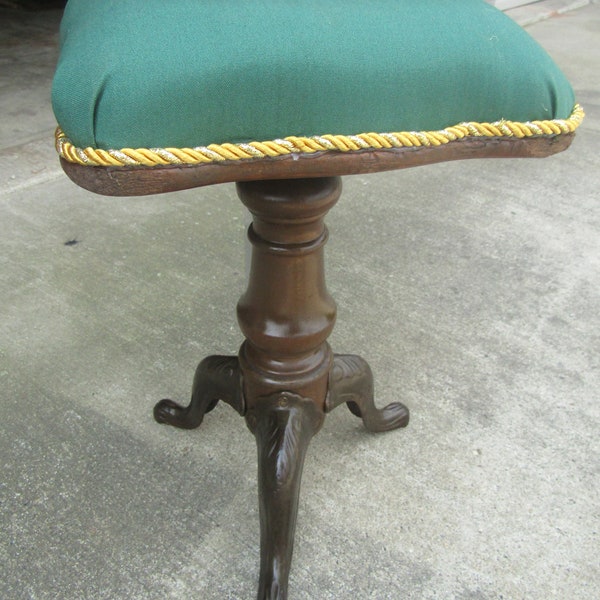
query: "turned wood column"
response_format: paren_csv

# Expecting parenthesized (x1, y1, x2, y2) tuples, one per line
(235, 177, 341, 408)
(235, 177, 341, 599)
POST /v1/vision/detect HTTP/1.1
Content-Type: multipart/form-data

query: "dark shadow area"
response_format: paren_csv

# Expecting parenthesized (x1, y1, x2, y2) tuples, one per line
(0, 0, 66, 10)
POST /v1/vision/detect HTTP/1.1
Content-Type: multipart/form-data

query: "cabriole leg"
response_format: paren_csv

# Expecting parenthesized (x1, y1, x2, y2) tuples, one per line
(246, 392, 324, 600)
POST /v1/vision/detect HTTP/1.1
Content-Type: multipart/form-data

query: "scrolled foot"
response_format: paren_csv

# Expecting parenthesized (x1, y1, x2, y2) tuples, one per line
(154, 355, 243, 429)
(326, 354, 409, 432)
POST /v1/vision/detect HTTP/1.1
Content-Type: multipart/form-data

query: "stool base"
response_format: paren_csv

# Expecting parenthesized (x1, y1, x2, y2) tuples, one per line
(154, 353, 408, 600)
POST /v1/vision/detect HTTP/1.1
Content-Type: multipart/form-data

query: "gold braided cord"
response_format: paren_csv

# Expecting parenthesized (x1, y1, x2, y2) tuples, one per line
(56, 104, 584, 168)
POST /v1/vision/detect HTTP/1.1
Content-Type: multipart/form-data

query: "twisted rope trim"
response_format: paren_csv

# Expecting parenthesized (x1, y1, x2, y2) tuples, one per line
(56, 104, 584, 168)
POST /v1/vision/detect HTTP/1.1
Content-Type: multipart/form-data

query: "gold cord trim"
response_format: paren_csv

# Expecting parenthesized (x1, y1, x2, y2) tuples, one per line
(55, 104, 584, 168)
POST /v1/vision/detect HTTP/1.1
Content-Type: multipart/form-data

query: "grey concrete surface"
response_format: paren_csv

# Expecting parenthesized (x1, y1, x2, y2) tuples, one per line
(504, 0, 593, 25)
(1, 4, 598, 600)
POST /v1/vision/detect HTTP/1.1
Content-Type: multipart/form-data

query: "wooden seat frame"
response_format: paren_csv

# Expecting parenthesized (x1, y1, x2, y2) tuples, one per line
(60, 133, 573, 600)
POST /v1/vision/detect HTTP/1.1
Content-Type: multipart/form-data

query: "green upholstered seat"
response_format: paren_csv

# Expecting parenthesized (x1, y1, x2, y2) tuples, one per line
(52, 0, 577, 156)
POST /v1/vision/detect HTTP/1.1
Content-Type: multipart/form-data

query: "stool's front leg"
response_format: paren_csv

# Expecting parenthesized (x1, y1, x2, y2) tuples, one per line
(246, 392, 324, 600)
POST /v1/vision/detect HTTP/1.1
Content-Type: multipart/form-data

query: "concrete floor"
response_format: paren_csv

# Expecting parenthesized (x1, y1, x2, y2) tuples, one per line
(1, 4, 598, 600)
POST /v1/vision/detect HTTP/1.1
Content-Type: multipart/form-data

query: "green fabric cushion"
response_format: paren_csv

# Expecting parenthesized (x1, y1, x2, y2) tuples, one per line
(52, 0, 575, 151)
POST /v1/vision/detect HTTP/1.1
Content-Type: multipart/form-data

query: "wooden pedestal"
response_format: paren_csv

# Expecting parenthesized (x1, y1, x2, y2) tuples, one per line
(154, 177, 409, 599)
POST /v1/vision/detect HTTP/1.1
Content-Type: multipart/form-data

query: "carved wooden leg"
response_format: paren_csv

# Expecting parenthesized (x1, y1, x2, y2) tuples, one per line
(154, 355, 244, 429)
(245, 392, 324, 600)
(326, 354, 409, 432)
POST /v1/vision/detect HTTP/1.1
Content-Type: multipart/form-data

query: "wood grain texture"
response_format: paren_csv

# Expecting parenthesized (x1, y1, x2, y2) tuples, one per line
(60, 134, 574, 197)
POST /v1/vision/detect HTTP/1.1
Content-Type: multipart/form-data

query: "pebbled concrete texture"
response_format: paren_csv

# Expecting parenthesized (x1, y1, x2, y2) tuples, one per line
(0, 4, 598, 600)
